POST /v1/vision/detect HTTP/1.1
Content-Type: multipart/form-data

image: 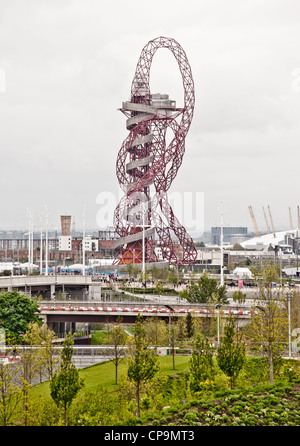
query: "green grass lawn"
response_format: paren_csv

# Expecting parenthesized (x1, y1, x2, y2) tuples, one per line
(30, 355, 190, 400)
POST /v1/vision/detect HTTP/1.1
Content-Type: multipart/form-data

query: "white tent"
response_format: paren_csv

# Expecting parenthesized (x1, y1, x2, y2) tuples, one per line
(0, 262, 14, 272)
(19, 262, 39, 269)
(68, 264, 91, 271)
(232, 267, 253, 279)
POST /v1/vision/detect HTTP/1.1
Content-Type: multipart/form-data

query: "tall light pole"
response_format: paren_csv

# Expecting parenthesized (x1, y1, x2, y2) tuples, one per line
(45, 206, 49, 276)
(287, 289, 293, 359)
(216, 303, 222, 347)
(28, 210, 31, 275)
(165, 304, 174, 355)
(40, 216, 43, 274)
(27, 209, 34, 274)
(220, 202, 224, 287)
(142, 201, 145, 287)
(31, 212, 34, 269)
(54, 228, 57, 284)
(82, 205, 86, 276)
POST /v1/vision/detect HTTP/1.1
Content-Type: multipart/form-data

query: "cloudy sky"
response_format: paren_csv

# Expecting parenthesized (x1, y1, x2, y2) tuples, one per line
(1, 0, 300, 236)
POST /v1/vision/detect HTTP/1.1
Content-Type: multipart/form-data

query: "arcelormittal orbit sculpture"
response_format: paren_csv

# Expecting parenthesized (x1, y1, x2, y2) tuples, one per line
(113, 36, 197, 266)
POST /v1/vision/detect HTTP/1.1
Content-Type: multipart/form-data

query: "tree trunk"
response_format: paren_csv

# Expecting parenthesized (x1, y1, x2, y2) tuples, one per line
(136, 382, 140, 418)
(268, 345, 274, 384)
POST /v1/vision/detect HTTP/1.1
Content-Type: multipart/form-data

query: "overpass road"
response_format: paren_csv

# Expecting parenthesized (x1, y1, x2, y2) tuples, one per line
(39, 301, 256, 324)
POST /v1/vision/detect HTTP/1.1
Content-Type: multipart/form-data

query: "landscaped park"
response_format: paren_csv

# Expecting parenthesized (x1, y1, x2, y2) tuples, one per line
(1, 265, 300, 427)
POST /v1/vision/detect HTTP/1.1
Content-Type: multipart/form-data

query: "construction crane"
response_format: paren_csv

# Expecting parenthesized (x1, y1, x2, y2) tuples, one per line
(268, 205, 276, 237)
(248, 205, 260, 237)
(262, 206, 271, 233)
(289, 207, 294, 230)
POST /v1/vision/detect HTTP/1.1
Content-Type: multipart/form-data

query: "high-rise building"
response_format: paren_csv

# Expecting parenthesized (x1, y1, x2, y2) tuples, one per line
(60, 215, 71, 236)
(59, 215, 72, 251)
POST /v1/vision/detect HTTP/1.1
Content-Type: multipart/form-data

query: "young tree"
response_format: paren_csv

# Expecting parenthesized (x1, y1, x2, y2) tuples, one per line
(21, 322, 43, 383)
(50, 334, 84, 425)
(185, 311, 194, 339)
(127, 314, 159, 418)
(19, 322, 44, 425)
(189, 336, 214, 391)
(107, 324, 127, 385)
(232, 289, 246, 304)
(169, 322, 180, 371)
(155, 281, 164, 297)
(167, 271, 178, 289)
(180, 271, 228, 304)
(249, 262, 288, 384)
(217, 316, 246, 389)
(38, 324, 60, 380)
(0, 362, 22, 425)
(143, 317, 168, 347)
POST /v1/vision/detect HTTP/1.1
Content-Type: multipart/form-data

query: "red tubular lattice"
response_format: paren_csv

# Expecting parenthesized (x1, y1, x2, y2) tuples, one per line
(113, 36, 197, 266)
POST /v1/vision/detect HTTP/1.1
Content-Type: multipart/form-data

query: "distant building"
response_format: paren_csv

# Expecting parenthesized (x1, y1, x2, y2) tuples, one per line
(58, 235, 72, 251)
(83, 235, 98, 252)
(211, 226, 248, 246)
(98, 228, 119, 257)
(59, 215, 72, 252)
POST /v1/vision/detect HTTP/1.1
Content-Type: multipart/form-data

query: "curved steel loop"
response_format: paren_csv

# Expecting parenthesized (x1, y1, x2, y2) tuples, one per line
(114, 37, 197, 265)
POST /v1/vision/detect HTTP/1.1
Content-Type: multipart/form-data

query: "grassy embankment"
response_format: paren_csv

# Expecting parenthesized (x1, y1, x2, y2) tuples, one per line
(30, 355, 190, 399)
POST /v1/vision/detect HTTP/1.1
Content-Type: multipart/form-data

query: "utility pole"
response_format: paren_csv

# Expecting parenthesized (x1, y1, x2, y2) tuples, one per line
(82, 205, 86, 276)
(27, 209, 34, 274)
(142, 201, 145, 287)
(27, 209, 31, 274)
(40, 215, 43, 274)
(297, 229, 299, 277)
(220, 201, 224, 286)
(45, 206, 49, 276)
(216, 304, 222, 347)
(54, 228, 57, 284)
(287, 290, 293, 359)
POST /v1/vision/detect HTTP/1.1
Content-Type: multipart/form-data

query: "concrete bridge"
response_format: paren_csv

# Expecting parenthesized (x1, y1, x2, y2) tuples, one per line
(0, 275, 103, 300)
(0, 275, 256, 336)
(38, 301, 255, 335)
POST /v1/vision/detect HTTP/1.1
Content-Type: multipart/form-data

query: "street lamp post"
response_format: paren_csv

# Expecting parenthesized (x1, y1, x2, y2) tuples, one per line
(216, 303, 222, 347)
(287, 289, 293, 359)
(45, 206, 49, 276)
(142, 202, 145, 288)
(220, 202, 224, 287)
(165, 304, 174, 355)
(54, 228, 57, 285)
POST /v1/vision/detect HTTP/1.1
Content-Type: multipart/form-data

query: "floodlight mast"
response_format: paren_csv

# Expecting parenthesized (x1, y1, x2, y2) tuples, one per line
(113, 36, 197, 266)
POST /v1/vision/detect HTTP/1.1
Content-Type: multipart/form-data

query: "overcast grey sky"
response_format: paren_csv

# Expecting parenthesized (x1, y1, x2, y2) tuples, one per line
(1, 0, 300, 236)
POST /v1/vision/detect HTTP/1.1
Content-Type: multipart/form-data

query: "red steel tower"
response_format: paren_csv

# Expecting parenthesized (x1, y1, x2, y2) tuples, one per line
(113, 36, 197, 266)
